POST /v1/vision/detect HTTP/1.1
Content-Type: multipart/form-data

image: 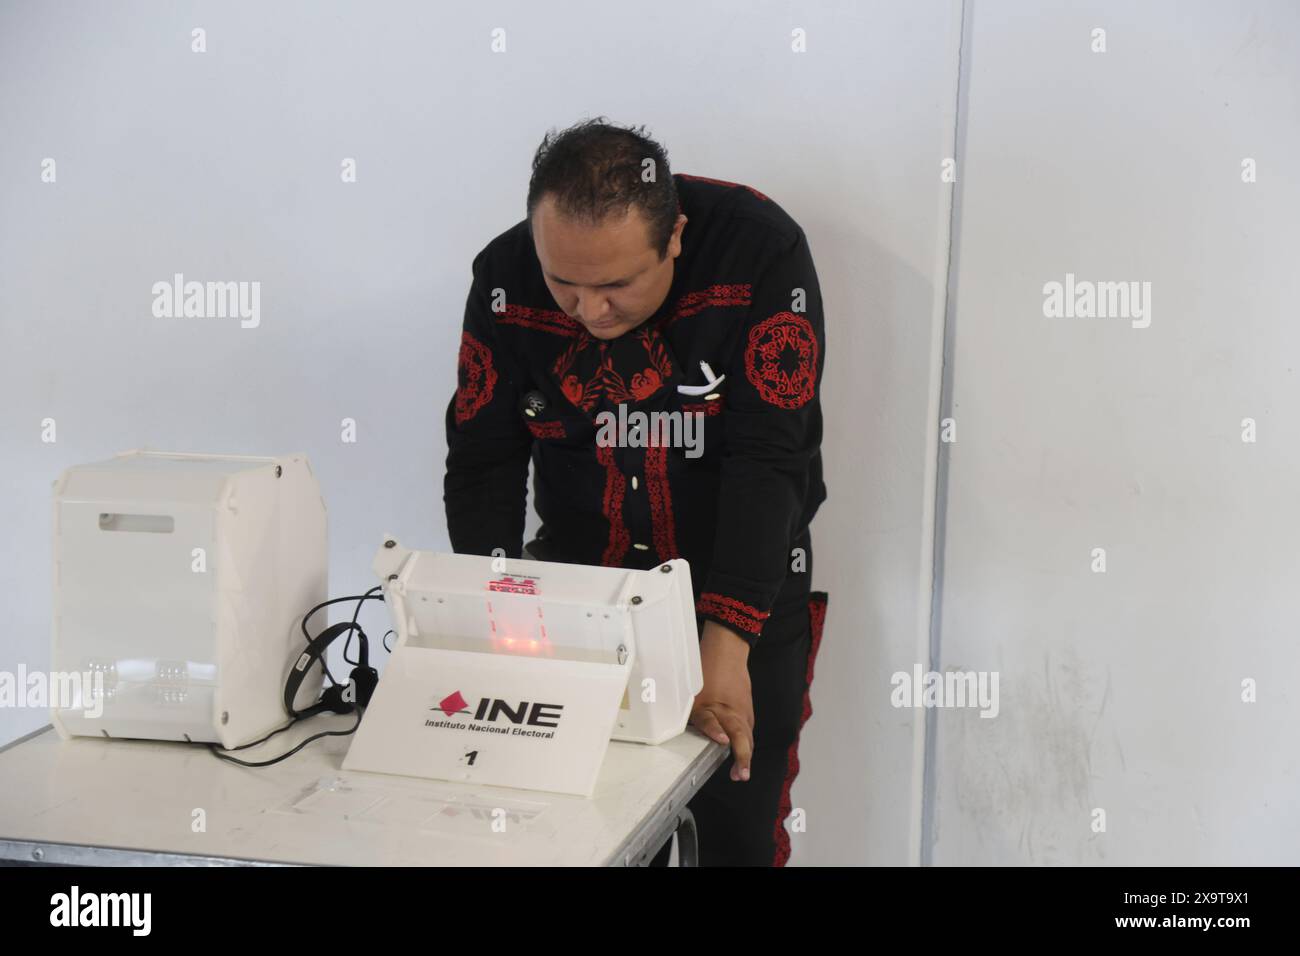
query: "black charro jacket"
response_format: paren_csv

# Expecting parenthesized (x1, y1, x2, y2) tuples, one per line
(444, 173, 827, 646)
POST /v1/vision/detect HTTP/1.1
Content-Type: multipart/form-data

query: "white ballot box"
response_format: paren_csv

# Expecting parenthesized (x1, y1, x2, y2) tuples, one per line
(50, 450, 327, 748)
(343, 540, 703, 797)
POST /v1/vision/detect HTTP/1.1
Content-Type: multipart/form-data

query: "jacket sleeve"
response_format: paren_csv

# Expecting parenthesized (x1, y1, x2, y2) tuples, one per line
(697, 227, 826, 645)
(443, 249, 534, 558)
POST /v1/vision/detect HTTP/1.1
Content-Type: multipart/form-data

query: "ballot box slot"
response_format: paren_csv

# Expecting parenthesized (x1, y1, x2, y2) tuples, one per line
(97, 512, 175, 533)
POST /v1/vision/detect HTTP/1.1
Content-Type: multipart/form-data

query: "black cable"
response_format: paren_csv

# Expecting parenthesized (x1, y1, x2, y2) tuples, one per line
(221, 716, 302, 751)
(300, 590, 384, 671)
(208, 712, 362, 768)
(207, 589, 389, 769)
(300, 591, 386, 643)
(343, 586, 384, 666)
(382, 629, 395, 653)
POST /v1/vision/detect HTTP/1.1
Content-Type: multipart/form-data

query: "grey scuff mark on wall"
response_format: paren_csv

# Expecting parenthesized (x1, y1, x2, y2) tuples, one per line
(950, 644, 1111, 864)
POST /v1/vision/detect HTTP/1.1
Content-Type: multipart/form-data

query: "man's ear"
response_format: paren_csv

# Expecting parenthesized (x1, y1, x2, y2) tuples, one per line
(668, 213, 688, 258)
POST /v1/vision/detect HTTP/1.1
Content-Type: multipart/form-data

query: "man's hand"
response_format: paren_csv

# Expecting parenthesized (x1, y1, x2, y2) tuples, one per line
(689, 620, 754, 781)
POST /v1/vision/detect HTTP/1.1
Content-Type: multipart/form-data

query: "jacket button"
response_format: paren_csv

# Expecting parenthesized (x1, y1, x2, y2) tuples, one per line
(521, 390, 547, 417)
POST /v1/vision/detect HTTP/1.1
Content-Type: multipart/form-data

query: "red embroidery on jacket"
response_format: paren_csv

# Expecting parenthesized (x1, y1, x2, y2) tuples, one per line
(678, 174, 770, 202)
(597, 444, 631, 566)
(552, 336, 605, 411)
(552, 327, 674, 410)
(773, 592, 828, 867)
(644, 444, 679, 559)
(455, 330, 497, 425)
(664, 283, 752, 328)
(498, 304, 582, 337)
(681, 400, 722, 417)
(603, 328, 674, 404)
(697, 592, 771, 636)
(677, 284, 753, 319)
(744, 312, 818, 409)
(526, 420, 565, 440)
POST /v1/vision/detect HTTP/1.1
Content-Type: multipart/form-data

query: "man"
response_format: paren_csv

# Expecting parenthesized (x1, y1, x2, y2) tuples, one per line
(444, 118, 829, 866)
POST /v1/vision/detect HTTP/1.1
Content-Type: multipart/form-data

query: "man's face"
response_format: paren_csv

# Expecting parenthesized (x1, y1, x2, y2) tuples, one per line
(532, 195, 686, 341)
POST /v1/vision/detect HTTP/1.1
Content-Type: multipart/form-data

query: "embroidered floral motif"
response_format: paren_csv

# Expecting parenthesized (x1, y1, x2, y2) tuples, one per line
(551, 336, 605, 411)
(455, 330, 497, 425)
(744, 312, 818, 409)
(603, 328, 674, 404)
(551, 327, 675, 411)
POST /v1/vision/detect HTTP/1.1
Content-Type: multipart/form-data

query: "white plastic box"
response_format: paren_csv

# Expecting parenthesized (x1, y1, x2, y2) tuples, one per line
(342, 540, 703, 796)
(50, 450, 327, 748)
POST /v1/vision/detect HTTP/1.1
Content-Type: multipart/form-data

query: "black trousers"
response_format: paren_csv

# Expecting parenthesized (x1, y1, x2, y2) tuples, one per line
(656, 550, 827, 865)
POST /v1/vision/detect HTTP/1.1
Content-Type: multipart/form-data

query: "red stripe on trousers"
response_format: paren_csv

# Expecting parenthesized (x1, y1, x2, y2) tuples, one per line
(771, 591, 828, 867)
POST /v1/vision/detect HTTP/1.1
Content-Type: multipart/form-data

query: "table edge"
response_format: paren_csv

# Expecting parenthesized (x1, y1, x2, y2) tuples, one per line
(0, 725, 728, 867)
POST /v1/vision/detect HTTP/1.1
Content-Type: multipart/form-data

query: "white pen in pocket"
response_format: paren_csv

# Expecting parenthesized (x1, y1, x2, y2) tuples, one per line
(677, 360, 726, 396)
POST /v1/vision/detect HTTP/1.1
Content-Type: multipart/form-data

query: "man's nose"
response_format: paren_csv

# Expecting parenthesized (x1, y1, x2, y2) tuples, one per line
(576, 289, 610, 323)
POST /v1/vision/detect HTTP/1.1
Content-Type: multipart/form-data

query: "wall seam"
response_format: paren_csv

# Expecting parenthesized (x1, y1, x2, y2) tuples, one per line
(919, 0, 972, 868)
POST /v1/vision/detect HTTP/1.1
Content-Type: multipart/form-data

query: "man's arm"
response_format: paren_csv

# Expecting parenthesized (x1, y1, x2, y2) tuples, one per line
(698, 225, 825, 645)
(444, 249, 534, 558)
(689, 225, 826, 781)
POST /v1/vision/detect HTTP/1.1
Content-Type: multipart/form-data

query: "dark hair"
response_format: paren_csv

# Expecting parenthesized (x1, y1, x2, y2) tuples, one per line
(526, 118, 679, 258)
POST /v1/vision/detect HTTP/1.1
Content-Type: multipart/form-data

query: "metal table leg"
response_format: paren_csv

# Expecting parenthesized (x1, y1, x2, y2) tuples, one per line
(674, 808, 699, 867)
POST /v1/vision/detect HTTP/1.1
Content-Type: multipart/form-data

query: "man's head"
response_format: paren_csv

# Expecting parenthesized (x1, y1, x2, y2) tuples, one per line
(527, 119, 687, 341)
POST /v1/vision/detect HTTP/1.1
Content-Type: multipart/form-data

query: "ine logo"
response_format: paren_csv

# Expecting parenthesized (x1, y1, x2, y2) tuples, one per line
(430, 690, 563, 732)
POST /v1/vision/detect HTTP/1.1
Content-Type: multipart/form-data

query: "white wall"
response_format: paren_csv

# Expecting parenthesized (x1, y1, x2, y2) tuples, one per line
(931, 0, 1300, 864)
(0, 0, 961, 865)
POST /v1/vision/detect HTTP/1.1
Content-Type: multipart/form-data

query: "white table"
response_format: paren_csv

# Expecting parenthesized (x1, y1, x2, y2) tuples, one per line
(0, 720, 726, 866)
